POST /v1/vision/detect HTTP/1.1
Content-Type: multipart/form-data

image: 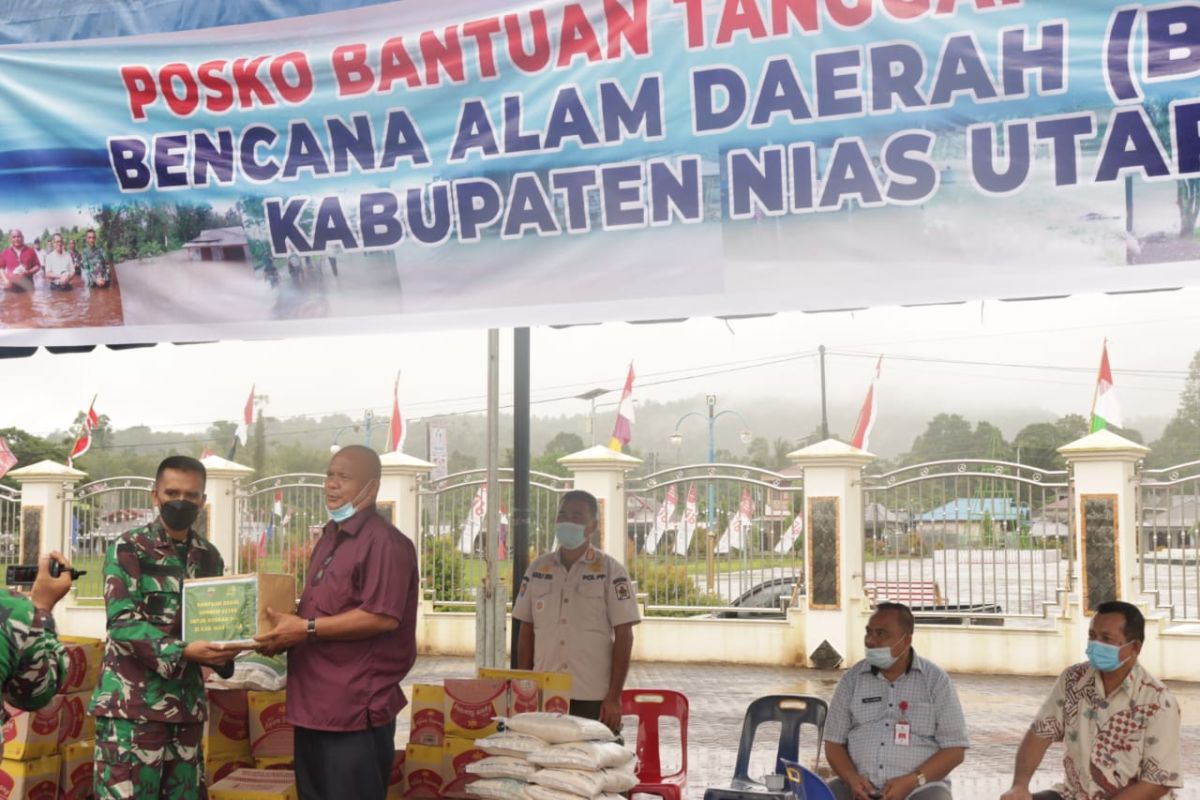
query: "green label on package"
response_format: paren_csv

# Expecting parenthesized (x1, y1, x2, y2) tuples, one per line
(183, 578, 256, 644)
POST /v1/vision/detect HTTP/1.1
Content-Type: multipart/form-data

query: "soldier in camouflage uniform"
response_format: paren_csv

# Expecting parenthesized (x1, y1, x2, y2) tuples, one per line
(1, 550, 73, 759)
(89, 455, 237, 800)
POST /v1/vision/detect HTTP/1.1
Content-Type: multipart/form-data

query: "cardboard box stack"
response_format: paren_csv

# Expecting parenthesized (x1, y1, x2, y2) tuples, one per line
(0, 634, 104, 799)
(204, 689, 255, 786)
(209, 767, 298, 800)
(247, 690, 294, 772)
(401, 669, 571, 799)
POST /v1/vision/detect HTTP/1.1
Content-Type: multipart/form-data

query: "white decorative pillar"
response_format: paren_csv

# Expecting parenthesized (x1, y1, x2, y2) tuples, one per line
(379, 451, 434, 568)
(558, 446, 643, 567)
(200, 455, 255, 571)
(9, 460, 86, 561)
(1059, 429, 1149, 612)
(787, 440, 877, 669)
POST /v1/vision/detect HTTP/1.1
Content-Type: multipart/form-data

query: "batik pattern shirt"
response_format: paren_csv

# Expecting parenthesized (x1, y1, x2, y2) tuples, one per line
(1031, 661, 1182, 798)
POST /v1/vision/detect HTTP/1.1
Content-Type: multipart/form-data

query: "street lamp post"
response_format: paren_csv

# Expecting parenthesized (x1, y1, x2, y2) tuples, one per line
(669, 394, 752, 531)
(575, 388, 609, 446)
(330, 410, 379, 454)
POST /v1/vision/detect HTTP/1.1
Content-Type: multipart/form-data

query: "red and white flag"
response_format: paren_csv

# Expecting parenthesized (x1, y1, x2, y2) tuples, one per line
(1090, 342, 1123, 433)
(851, 356, 883, 451)
(68, 398, 99, 467)
(388, 372, 406, 452)
(608, 363, 636, 452)
(717, 488, 755, 554)
(0, 437, 17, 479)
(237, 385, 255, 446)
(459, 486, 486, 554)
(674, 483, 699, 556)
(775, 511, 804, 554)
(645, 484, 678, 555)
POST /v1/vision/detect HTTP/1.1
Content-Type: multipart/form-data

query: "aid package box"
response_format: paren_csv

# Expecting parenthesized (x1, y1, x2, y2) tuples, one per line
(476, 669, 571, 715)
(401, 743, 443, 799)
(247, 691, 293, 759)
(58, 739, 94, 800)
(209, 767, 297, 800)
(182, 573, 296, 647)
(57, 636, 104, 694)
(57, 692, 96, 748)
(408, 684, 445, 747)
(440, 736, 489, 799)
(2, 697, 63, 760)
(0, 752, 61, 799)
(204, 689, 252, 758)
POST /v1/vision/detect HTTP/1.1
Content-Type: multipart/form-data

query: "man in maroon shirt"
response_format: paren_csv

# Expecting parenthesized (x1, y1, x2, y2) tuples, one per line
(256, 445, 418, 800)
(1, 229, 42, 292)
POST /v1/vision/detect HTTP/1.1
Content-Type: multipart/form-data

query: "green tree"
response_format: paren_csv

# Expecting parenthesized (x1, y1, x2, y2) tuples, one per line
(448, 450, 477, 474)
(544, 432, 584, 455)
(906, 414, 975, 463)
(0, 428, 67, 485)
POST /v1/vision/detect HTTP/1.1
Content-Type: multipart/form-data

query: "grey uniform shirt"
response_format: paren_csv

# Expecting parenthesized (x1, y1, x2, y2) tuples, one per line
(512, 546, 640, 701)
(825, 650, 969, 791)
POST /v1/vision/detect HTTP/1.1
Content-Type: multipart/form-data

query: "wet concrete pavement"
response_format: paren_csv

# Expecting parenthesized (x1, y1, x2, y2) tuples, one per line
(399, 656, 1200, 799)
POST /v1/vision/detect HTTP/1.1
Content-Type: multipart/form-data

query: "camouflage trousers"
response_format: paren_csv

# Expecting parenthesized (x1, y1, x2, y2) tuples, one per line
(93, 717, 207, 800)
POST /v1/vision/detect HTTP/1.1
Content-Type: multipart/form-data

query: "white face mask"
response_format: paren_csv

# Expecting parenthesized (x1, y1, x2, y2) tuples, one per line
(555, 522, 587, 549)
(865, 646, 899, 670)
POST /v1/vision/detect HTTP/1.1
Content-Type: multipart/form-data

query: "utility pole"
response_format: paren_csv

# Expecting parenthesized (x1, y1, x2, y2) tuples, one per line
(819, 345, 829, 440)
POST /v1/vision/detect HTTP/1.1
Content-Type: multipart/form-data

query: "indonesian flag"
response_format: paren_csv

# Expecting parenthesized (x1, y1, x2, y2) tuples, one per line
(608, 363, 636, 452)
(674, 483, 699, 556)
(68, 400, 99, 467)
(644, 484, 678, 555)
(1090, 342, 1123, 433)
(851, 356, 882, 450)
(236, 385, 255, 446)
(388, 372, 406, 452)
(775, 512, 804, 554)
(0, 437, 17, 479)
(460, 486, 486, 554)
(717, 488, 755, 554)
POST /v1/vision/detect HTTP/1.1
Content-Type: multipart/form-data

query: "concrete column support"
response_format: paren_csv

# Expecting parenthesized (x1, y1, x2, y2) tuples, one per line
(10, 460, 86, 562)
(559, 445, 643, 567)
(1059, 429, 1149, 614)
(787, 439, 877, 669)
(200, 456, 255, 571)
(379, 451, 435, 568)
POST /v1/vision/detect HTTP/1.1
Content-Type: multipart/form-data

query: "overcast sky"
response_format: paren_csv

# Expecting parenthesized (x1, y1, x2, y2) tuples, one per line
(4, 286, 1198, 441)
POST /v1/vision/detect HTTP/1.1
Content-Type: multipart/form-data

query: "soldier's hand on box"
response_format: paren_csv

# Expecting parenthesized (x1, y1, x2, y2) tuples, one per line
(253, 606, 307, 656)
(183, 641, 238, 666)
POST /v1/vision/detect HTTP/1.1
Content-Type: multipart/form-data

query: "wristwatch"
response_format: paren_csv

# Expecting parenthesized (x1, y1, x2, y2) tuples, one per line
(914, 771, 927, 787)
(307, 618, 318, 639)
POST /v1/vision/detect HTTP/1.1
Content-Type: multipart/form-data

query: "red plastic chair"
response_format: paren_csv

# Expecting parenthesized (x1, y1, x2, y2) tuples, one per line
(622, 689, 689, 800)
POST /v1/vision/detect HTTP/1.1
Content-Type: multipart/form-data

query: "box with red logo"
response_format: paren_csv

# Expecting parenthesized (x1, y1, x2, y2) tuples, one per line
(401, 743, 442, 799)
(206, 751, 255, 787)
(58, 739, 93, 800)
(58, 636, 104, 694)
(2, 697, 63, 761)
(57, 692, 95, 748)
(0, 753, 61, 799)
(209, 767, 297, 800)
(408, 685, 445, 747)
(442, 679, 506, 740)
(254, 756, 293, 771)
(440, 737, 487, 799)
(476, 668, 572, 714)
(205, 689, 251, 758)
(247, 691, 293, 759)
(386, 749, 405, 800)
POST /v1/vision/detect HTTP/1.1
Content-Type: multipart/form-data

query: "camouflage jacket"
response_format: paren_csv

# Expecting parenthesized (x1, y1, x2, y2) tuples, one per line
(89, 519, 224, 724)
(0, 589, 66, 727)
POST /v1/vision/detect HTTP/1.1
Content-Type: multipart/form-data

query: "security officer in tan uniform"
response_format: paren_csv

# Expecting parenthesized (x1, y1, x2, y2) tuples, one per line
(514, 490, 640, 732)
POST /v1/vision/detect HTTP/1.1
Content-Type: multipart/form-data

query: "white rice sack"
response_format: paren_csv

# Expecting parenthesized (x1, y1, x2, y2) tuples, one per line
(477, 731, 551, 758)
(467, 778, 530, 800)
(528, 742, 634, 771)
(600, 763, 639, 793)
(529, 768, 607, 797)
(524, 784, 593, 800)
(204, 652, 287, 691)
(500, 713, 616, 745)
(600, 794, 627, 800)
(467, 757, 539, 781)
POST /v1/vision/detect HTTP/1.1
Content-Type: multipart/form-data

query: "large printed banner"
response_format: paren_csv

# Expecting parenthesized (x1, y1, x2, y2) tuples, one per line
(0, 0, 1198, 345)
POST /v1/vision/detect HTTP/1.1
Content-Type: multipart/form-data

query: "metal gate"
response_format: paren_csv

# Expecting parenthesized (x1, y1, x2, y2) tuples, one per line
(1138, 460, 1200, 620)
(236, 474, 328, 582)
(863, 460, 1072, 619)
(625, 464, 804, 614)
(1, 484, 20, 575)
(67, 477, 157, 600)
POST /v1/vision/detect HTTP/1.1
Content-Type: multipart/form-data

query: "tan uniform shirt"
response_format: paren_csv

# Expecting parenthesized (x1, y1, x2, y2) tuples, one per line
(1031, 661, 1182, 798)
(512, 546, 640, 701)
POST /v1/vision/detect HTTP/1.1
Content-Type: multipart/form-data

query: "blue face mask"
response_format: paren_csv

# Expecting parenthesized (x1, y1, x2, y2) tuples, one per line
(329, 501, 356, 523)
(865, 646, 899, 670)
(1087, 640, 1130, 673)
(555, 522, 587, 550)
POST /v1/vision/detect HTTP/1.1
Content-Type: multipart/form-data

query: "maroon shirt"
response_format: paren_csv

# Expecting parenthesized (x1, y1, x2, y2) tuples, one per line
(286, 505, 418, 732)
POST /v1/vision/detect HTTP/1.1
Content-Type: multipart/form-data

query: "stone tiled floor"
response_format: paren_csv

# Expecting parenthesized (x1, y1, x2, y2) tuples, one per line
(399, 656, 1200, 799)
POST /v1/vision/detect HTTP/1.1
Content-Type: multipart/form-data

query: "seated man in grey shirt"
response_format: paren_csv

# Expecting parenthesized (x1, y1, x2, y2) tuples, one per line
(824, 602, 969, 800)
